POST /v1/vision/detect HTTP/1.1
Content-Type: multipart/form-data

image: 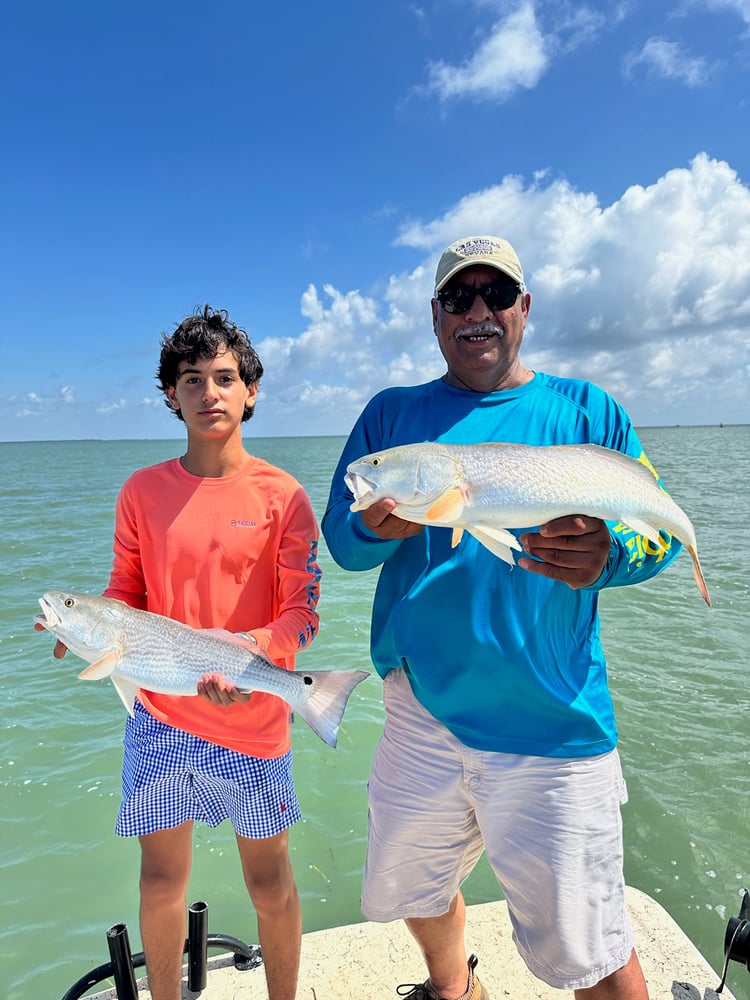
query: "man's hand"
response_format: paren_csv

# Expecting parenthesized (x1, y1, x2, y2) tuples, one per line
(360, 499, 424, 541)
(518, 515, 611, 589)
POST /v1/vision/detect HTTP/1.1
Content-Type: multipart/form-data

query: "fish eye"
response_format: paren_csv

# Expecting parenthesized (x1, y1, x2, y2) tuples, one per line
(371, 457, 381, 466)
(64, 598, 75, 608)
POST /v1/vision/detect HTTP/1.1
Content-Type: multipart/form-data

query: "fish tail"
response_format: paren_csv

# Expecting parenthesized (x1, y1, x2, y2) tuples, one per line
(687, 544, 711, 607)
(295, 669, 370, 748)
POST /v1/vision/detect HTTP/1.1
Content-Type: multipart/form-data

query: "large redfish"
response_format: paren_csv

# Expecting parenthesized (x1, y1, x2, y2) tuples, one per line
(345, 441, 710, 606)
(35, 591, 369, 747)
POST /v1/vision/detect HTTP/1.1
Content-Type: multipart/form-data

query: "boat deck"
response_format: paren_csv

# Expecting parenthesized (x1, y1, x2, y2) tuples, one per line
(87, 886, 734, 999)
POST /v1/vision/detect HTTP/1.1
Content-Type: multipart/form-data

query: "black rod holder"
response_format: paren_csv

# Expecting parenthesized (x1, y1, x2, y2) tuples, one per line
(188, 900, 209, 991)
(207, 932, 263, 970)
(106, 923, 139, 1000)
(60, 904, 259, 999)
(725, 888, 750, 970)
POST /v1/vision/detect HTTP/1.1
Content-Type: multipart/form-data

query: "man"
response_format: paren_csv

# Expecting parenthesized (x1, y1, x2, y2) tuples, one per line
(322, 237, 682, 999)
(41, 306, 321, 1000)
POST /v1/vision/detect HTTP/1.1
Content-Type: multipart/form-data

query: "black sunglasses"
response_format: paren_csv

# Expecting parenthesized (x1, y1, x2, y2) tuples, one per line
(437, 280, 521, 314)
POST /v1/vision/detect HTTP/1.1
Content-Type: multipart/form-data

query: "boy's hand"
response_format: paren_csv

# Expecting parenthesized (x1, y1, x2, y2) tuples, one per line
(197, 672, 252, 705)
(196, 629, 259, 704)
(33, 622, 68, 659)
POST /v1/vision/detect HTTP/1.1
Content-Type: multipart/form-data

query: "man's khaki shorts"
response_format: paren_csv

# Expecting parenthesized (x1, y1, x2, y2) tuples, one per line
(362, 669, 634, 991)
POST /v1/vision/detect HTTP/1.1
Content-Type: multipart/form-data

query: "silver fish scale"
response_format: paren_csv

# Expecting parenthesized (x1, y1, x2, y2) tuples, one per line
(40, 591, 313, 705)
(121, 626, 300, 697)
(455, 443, 684, 529)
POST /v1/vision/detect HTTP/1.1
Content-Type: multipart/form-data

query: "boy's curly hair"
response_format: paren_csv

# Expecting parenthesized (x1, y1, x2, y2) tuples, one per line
(156, 305, 264, 422)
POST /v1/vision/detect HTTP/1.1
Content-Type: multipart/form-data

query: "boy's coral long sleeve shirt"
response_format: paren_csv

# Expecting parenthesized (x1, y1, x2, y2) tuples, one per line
(104, 456, 321, 757)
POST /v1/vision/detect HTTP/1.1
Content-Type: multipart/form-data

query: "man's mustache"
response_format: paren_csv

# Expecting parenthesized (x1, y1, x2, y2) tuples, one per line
(454, 323, 505, 341)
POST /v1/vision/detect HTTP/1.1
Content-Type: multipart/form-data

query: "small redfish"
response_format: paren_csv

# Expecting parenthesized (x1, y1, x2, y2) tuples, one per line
(35, 591, 369, 747)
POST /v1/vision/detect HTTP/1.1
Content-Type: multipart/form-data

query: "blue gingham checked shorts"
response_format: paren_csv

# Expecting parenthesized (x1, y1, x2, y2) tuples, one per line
(115, 701, 301, 839)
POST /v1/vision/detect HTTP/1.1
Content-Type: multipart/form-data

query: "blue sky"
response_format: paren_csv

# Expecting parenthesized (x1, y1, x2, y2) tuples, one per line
(1, 0, 748, 441)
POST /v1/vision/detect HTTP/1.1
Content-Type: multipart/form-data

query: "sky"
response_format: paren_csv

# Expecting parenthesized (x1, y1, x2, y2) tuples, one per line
(1, 0, 748, 442)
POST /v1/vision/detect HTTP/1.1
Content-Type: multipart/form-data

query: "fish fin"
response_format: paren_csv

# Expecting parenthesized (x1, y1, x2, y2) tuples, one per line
(619, 519, 711, 605)
(467, 525, 521, 566)
(111, 677, 140, 717)
(576, 443, 661, 482)
(77, 651, 120, 680)
(451, 527, 464, 548)
(687, 544, 712, 607)
(294, 669, 370, 748)
(425, 487, 466, 523)
(619, 517, 666, 549)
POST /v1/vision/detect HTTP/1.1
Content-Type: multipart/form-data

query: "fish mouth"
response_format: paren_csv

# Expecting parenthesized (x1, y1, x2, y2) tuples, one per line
(345, 471, 377, 511)
(35, 595, 61, 630)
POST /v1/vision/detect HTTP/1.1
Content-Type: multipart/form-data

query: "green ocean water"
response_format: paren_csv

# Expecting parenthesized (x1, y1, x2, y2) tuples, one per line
(1, 427, 748, 1000)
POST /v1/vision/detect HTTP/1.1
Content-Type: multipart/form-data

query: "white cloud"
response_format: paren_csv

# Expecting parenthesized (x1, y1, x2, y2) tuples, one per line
(417, 1, 621, 104)
(253, 153, 750, 433)
(423, 3, 549, 102)
(5, 158, 748, 439)
(253, 275, 444, 435)
(623, 37, 712, 87)
(96, 399, 128, 415)
(691, 0, 750, 27)
(413, 1, 744, 107)
(12, 387, 76, 419)
(545, 3, 609, 55)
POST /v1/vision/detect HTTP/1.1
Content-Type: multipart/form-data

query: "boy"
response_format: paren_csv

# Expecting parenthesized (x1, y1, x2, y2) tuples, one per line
(47, 306, 321, 1000)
